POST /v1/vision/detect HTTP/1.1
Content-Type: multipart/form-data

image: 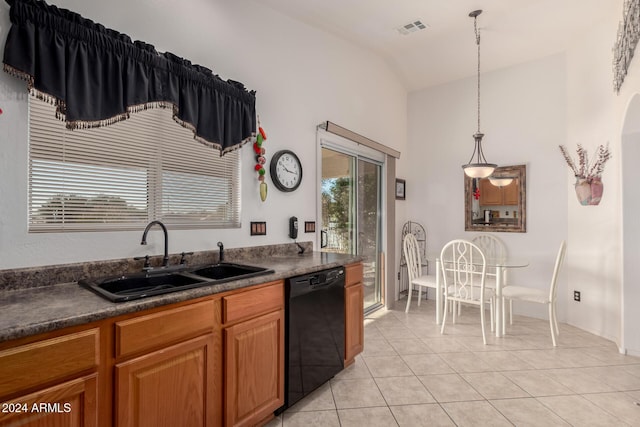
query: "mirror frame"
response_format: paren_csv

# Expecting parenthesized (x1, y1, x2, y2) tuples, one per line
(464, 164, 527, 233)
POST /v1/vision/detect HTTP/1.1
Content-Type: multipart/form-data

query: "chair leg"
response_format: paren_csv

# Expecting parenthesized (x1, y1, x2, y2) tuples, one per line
(417, 286, 422, 307)
(489, 298, 494, 333)
(501, 296, 506, 331)
(548, 303, 557, 347)
(552, 302, 559, 336)
(509, 299, 513, 325)
(440, 296, 448, 335)
(452, 297, 457, 324)
(435, 285, 441, 325)
(480, 302, 487, 345)
(405, 283, 412, 313)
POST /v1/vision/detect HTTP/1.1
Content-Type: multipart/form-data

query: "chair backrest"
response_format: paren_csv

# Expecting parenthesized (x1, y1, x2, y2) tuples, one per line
(403, 233, 422, 282)
(440, 239, 487, 303)
(549, 241, 567, 302)
(471, 234, 507, 261)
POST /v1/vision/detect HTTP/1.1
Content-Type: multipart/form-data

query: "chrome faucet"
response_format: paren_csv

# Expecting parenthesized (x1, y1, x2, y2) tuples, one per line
(141, 221, 169, 266)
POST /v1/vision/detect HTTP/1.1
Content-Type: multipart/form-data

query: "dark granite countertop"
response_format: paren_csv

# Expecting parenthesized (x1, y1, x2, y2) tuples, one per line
(0, 251, 362, 343)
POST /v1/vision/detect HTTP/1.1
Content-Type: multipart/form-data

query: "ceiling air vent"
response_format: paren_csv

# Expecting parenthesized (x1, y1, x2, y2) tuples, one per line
(396, 19, 428, 35)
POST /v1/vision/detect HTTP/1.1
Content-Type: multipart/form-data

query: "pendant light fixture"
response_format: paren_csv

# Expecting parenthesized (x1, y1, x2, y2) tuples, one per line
(462, 10, 497, 179)
(488, 176, 514, 187)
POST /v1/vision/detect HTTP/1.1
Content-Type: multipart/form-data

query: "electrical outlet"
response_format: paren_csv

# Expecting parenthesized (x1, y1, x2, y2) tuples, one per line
(574, 290, 581, 302)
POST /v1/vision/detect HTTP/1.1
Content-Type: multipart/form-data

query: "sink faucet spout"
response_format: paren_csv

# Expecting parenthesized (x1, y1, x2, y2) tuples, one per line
(217, 241, 224, 263)
(141, 221, 169, 266)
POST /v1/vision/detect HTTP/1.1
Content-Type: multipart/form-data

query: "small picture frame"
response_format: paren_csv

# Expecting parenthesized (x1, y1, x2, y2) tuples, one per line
(395, 178, 406, 200)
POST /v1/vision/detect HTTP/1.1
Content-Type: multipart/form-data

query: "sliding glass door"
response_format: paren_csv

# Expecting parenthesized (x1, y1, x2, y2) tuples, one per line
(321, 147, 383, 312)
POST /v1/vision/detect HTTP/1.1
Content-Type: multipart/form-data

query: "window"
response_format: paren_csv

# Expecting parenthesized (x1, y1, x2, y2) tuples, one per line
(28, 99, 241, 232)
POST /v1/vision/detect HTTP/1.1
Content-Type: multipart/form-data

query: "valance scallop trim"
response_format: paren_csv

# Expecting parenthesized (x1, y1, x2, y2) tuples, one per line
(2, 0, 256, 155)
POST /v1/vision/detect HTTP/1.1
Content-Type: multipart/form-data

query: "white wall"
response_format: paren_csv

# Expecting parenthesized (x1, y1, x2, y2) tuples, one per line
(0, 0, 407, 269)
(406, 54, 569, 321)
(622, 127, 640, 355)
(564, 0, 640, 349)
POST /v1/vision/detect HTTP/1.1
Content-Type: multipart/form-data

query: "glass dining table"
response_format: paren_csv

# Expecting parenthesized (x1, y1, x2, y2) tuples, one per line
(429, 255, 529, 337)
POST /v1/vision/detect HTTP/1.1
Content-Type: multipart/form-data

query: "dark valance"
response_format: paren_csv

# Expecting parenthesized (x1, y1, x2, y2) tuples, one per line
(2, 0, 256, 154)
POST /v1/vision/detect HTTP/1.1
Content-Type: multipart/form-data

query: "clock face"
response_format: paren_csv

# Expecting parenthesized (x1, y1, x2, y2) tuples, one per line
(270, 150, 302, 192)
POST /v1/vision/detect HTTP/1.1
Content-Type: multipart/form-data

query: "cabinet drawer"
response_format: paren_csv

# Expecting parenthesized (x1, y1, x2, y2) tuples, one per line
(222, 281, 283, 324)
(0, 328, 99, 397)
(115, 300, 215, 359)
(345, 263, 363, 287)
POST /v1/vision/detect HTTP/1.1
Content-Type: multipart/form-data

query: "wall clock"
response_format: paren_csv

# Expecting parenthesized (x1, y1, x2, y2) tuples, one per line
(270, 150, 302, 192)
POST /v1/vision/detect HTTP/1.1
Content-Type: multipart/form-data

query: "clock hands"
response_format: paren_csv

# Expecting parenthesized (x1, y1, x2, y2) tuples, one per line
(282, 165, 298, 176)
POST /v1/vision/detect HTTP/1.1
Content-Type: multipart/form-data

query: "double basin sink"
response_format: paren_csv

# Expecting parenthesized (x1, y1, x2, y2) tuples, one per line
(79, 262, 274, 302)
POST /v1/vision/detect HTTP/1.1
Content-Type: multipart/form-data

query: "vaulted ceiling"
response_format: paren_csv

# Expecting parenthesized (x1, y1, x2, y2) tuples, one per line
(258, 0, 617, 91)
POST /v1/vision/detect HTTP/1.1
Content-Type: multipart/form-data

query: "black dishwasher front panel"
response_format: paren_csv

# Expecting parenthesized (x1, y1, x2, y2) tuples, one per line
(285, 267, 345, 409)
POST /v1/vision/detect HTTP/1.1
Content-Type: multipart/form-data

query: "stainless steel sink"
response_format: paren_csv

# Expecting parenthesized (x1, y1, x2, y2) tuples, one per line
(79, 262, 274, 302)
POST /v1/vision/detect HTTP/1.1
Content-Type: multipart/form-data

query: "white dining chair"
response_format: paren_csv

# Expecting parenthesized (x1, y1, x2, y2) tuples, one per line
(471, 234, 507, 260)
(403, 233, 438, 314)
(501, 241, 567, 346)
(471, 234, 507, 330)
(439, 239, 494, 345)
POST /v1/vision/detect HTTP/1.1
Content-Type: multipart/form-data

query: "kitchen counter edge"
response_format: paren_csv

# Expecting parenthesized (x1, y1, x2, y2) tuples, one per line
(0, 252, 363, 343)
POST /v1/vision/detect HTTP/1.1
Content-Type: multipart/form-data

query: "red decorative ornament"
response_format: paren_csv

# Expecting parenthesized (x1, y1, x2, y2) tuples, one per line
(473, 187, 480, 200)
(255, 116, 268, 201)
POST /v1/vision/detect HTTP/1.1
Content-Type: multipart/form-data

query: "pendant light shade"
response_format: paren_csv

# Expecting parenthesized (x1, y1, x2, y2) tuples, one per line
(488, 177, 514, 187)
(462, 10, 496, 179)
(465, 165, 497, 179)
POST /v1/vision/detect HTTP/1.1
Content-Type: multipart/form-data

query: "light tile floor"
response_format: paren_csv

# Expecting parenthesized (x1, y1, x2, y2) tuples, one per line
(266, 298, 640, 426)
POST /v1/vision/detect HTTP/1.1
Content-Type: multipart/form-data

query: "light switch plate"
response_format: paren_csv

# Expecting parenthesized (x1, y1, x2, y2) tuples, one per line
(250, 221, 267, 236)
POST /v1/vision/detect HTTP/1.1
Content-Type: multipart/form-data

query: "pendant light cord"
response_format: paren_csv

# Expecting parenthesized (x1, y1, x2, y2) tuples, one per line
(474, 15, 481, 134)
(463, 9, 496, 177)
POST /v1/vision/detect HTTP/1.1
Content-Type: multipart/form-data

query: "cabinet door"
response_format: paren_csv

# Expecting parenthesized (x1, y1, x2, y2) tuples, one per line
(479, 179, 503, 205)
(224, 309, 284, 427)
(115, 334, 215, 427)
(502, 180, 519, 205)
(344, 282, 364, 366)
(0, 374, 97, 427)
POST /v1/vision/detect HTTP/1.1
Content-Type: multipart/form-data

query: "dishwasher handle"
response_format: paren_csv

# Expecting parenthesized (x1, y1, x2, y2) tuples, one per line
(287, 268, 345, 298)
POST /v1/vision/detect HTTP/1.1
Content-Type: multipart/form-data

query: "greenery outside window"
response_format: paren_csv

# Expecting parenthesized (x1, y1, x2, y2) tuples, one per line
(28, 99, 241, 232)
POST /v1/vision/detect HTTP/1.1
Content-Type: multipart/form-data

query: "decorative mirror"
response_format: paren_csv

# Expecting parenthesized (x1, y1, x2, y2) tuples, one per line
(464, 164, 526, 232)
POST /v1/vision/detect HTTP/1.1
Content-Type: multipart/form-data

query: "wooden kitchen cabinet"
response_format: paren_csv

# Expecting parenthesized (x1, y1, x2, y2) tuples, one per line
(479, 179, 502, 205)
(344, 263, 364, 366)
(115, 334, 216, 427)
(479, 178, 518, 206)
(222, 281, 284, 427)
(0, 268, 359, 427)
(0, 327, 100, 427)
(114, 299, 220, 427)
(502, 179, 519, 205)
(0, 374, 98, 427)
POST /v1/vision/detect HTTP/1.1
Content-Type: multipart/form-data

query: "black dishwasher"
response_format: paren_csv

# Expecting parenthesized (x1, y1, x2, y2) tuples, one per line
(281, 266, 345, 411)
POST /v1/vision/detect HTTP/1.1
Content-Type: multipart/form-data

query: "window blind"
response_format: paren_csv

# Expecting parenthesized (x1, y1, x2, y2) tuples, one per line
(28, 99, 241, 232)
